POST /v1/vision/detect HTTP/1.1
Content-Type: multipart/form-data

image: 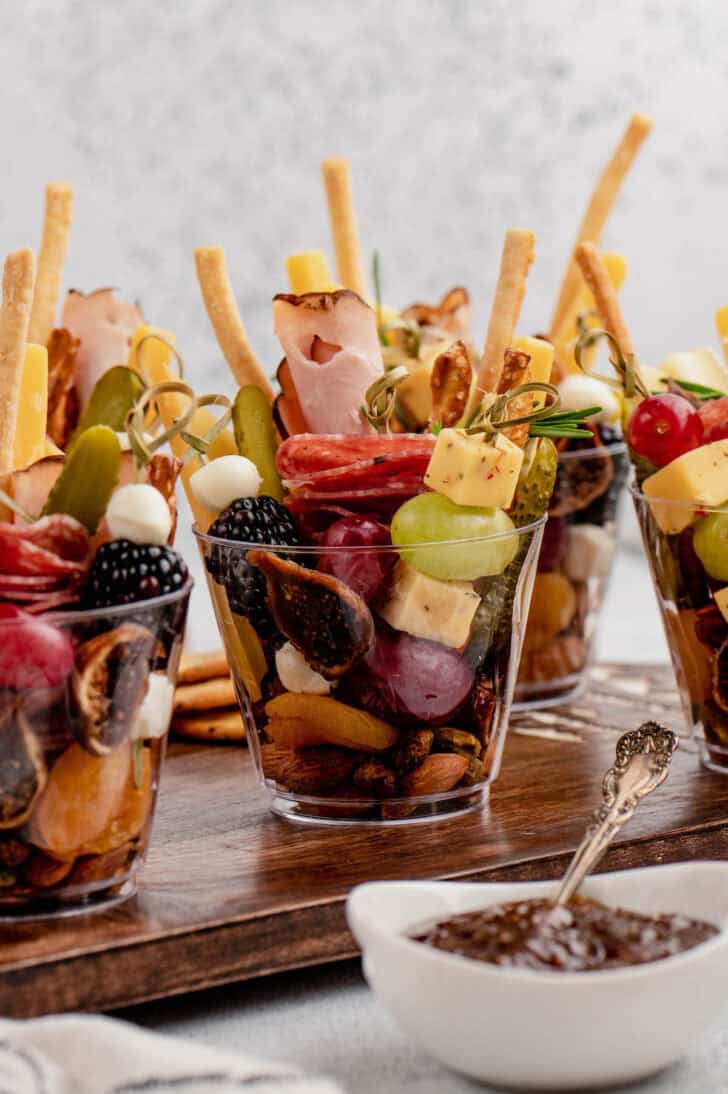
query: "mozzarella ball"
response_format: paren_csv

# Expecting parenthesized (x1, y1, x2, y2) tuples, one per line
(132, 673, 175, 740)
(557, 374, 621, 425)
(190, 455, 262, 513)
(275, 642, 332, 695)
(106, 483, 172, 546)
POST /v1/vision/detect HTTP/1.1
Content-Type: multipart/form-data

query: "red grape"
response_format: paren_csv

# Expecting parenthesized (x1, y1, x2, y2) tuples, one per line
(317, 516, 395, 602)
(538, 517, 568, 573)
(698, 396, 728, 443)
(343, 627, 474, 726)
(627, 394, 703, 467)
(0, 616, 74, 689)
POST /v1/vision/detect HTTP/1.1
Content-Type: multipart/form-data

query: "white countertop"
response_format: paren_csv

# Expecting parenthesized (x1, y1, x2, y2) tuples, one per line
(120, 544, 727, 1094)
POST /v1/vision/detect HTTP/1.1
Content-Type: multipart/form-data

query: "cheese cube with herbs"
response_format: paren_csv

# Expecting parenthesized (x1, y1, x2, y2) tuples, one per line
(715, 587, 728, 624)
(379, 560, 481, 648)
(424, 428, 524, 509)
(643, 439, 728, 533)
(13, 343, 48, 470)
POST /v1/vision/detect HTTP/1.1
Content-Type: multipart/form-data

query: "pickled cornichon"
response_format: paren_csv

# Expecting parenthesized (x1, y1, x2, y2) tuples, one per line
(509, 437, 558, 527)
(232, 385, 283, 501)
(43, 425, 122, 533)
(66, 366, 145, 453)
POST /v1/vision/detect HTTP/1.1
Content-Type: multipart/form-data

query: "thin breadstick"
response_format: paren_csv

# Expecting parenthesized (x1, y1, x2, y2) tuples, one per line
(28, 182, 74, 347)
(172, 708, 245, 743)
(549, 113, 652, 340)
(0, 250, 36, 475)
(194, 246, 273, 400)
(477, 228, 535, 392)
(321, 158, 366, 297)
(575, 242, 634, 356)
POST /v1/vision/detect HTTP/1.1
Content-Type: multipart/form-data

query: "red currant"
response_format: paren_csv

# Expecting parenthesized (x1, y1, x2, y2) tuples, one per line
(627, 394, 703, 467)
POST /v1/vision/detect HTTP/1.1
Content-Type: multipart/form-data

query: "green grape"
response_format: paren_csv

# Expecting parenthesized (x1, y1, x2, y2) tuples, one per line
(391, 492, 518, 580)
(693, 511, 728, 582)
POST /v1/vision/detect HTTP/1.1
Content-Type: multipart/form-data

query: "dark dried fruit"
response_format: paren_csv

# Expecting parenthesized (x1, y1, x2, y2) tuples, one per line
(71, 624, 156, 755)
(249, 550, 374, 678)
(393, 729, 434, 773)
(0, 836, 30, 868)
(353, 759, 397, 798)
(549, 443, 614, 518)
(695, 605, 728, 650)
(0, 707, 46, 829)
(471, 676, 497, 747)
(461, 755, 486, 786)
(22, 851, 73, 889)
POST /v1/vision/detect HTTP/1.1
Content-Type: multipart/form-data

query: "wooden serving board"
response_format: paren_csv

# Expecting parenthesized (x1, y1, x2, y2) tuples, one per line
(2, 662, 728, 1019)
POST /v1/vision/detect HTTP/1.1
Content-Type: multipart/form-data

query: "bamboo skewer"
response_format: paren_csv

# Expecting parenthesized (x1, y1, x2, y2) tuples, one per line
(28, 182, 74, 347)
(194, 246, 273, 401)
(321, 158, 366, 297)
(549, 113, 653, 342)
(0, 249, 36, 476)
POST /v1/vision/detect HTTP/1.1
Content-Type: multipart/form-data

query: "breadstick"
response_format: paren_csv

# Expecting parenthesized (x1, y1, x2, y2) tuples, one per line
(172, 708, 245, 743)
(321, 158, 366, 297)
(28, 182, 74, 347)
(0, 250, 36, 475)
(575, 242, 634, 355)
(549, 113, 652, 340)
(477, 228, 535, 392)
(194, 246, 273, 400)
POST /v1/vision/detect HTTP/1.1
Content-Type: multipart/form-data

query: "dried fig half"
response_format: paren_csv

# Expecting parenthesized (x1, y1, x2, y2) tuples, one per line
(248, 550, 374, 678)
(0, 706, 47, 830)
(713, 640, 728, 714)
(549, 440, 614, 518)
(72, 624, 156, 755)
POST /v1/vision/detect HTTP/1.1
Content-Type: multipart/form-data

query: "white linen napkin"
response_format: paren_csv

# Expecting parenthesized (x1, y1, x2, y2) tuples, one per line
(0, 1014, 342, 1094)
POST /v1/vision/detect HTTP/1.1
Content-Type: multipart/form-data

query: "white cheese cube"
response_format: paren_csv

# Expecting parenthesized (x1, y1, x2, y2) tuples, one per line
(715, 587, 728, 624)
(424, 428, 524, 509)
(563, 524, 615, 583)
(378, 560, 481, 649)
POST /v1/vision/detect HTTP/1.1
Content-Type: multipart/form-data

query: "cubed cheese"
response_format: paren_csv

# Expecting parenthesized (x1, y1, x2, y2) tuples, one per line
(13, 343, 48, 470)
(424, 428, 524, 509)
(660, 348, 728, 394)
(286, 251, 338, 294)
(643, 439, 728, 534)
(379, 560, 480, 648)
(715, 588, 728, 624)
(397, 360, 435, 427)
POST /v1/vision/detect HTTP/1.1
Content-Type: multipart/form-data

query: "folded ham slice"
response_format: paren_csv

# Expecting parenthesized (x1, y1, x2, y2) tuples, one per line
(273, 291, 383, 435)
(62, 288, 144, 410)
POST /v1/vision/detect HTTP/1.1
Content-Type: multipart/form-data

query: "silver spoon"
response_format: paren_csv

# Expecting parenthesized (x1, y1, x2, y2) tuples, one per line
(554, 721, 678, 907)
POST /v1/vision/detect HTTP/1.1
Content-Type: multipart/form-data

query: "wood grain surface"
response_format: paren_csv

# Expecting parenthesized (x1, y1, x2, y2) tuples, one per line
(1, 662, 727, 1018)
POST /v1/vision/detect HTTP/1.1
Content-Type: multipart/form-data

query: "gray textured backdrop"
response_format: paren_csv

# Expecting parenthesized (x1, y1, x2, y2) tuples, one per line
(1, 0, 725, 644)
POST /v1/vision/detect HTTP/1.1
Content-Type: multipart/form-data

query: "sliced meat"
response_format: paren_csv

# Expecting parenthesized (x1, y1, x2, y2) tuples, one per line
(62, 288, 144, 410)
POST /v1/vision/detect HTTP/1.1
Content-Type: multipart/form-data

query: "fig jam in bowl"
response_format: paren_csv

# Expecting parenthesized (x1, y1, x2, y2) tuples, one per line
(347, 863, 728, 1089)
(196, 515, 544, 824)
(0, 582, 191, 918)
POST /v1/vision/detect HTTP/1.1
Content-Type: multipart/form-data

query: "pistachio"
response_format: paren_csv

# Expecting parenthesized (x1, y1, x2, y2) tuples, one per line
(432, 727, 482, 757)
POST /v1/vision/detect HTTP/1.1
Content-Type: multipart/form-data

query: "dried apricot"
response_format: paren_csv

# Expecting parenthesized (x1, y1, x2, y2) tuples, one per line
(527, 573, 577, 638)
(265, 693, 399, 752)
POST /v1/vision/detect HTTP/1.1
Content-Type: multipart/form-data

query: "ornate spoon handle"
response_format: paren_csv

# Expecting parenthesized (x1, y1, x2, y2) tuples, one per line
(554, 721, 678, 907)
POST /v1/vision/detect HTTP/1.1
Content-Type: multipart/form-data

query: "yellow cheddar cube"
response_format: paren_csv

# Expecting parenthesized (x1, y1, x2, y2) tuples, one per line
(286, 252, 338, 295)
(715, 588, 728, 624)
(13, 343, 48, 470)
(716, 306, 728, 365)
(397, 361, 434, 427)
(513, 335, 554, 409)
(643, 440, 728, 534)
(424, 428, 524, 509)
(379, 560, 481, 649)
(660, 349, 728, 394)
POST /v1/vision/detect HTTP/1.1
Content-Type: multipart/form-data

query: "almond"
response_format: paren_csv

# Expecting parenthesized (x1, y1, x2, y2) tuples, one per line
(276, 746, 357, 794)
(400, 752, 468, 796)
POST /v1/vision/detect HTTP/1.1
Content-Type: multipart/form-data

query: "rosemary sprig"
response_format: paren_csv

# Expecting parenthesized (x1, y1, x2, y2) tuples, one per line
(529, 407, 600, 439)
(671, 378, 725, 401)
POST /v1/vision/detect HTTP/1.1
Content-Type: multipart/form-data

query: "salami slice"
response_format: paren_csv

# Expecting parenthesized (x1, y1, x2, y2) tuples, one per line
(284, 452, 433, 494)
(277, 433, 435, 478)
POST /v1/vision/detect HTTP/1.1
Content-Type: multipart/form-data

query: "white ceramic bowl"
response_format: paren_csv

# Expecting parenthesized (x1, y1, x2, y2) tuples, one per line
(347, 863, 728, 1090)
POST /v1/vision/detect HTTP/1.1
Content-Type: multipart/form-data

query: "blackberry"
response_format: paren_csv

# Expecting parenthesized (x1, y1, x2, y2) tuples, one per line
(206, 496, 301, 639)
(86, 539, 189, 609)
